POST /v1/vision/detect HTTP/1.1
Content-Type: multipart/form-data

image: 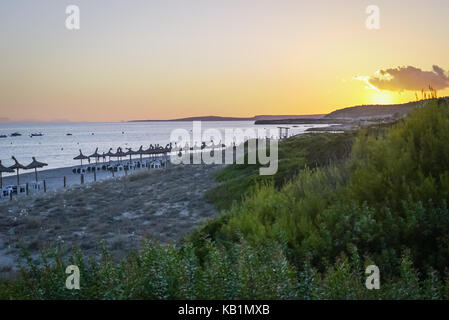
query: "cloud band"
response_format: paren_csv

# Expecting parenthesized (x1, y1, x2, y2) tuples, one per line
(363, 65, 449, 92)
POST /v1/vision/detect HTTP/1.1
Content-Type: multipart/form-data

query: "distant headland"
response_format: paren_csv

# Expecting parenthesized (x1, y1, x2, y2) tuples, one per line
(129, 114, 325, 122)
(254, 98, 449, 131)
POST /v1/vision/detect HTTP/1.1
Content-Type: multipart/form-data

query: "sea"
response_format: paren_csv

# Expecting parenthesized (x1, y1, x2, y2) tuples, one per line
(0, 121, 329, 177)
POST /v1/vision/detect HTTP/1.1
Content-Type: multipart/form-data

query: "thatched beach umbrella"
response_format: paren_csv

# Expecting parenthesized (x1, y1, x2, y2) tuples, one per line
(125, 148, 136, 163)
(115, 147, 126, 163)
(74, 150, 89, 168)
(26, 157, 48, 182)
(165, 143, 172, 152)
(89, 148, 102, 165)
(136, 146, 145, 162)
(112, 148, 119, 163)
(162, 144, 171, 164)
(9, 156, 27, 185)
(144, 145, 154, 159)
(105, 148, 115, 165)
(0, 160, 14, 188)
(150, 146, 158, 158)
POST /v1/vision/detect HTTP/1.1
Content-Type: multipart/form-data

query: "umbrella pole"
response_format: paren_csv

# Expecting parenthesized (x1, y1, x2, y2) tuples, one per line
(35, 168, 38, 182)
(16, 169, 19, 185)
(0, 172, 2, 189)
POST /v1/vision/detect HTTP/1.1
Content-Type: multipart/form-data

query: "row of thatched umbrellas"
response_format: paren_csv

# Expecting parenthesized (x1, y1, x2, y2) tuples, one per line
(73, 141, 227, 167)
(74, 144, 174, 168)
(0, 156, 48, 188)
(0, 142, 224, 189)
(75, 141, 226, 166)
(0, 141, 225, 188)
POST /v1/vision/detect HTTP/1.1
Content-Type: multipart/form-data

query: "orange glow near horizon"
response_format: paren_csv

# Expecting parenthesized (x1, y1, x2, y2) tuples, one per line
(368, 91, 400, 106)
(1, 1, 449, 122)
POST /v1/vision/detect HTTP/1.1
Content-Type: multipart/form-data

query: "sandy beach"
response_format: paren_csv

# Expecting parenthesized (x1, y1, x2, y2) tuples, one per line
(1, 160, 159, 198)
(0, 163, 223, 278)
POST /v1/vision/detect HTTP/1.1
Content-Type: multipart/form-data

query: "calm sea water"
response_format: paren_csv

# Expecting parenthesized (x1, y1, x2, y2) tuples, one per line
(0, 121, 328, 176)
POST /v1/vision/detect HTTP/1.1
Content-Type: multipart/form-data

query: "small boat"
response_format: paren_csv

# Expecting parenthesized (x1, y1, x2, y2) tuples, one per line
(30, 133, 43, 137)
(66, 133, 73, 136)
(10, 132, 21, 137)
(0, 135, 7, 138)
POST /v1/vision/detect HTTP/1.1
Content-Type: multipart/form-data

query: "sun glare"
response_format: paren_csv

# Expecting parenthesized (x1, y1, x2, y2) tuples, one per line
(369, 91, 398, 105)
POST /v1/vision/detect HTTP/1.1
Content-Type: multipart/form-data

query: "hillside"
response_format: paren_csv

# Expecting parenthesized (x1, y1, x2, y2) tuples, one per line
(3, 98, 449, 299)
(324, 101, 421, 120)
(255, 98, 449, 125)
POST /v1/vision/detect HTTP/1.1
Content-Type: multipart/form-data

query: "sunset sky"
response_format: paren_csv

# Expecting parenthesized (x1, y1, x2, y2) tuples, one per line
(1, 0, 449, 122)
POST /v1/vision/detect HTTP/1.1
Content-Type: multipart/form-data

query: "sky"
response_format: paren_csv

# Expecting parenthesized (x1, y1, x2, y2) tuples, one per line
(1, 0, 449, 122)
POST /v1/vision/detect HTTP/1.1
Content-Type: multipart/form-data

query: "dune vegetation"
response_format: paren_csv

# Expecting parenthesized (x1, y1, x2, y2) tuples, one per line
(2, 98, 449, 299)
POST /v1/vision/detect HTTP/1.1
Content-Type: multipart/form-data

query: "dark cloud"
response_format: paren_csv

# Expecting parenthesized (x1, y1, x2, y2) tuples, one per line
(367, 65, 449, 91)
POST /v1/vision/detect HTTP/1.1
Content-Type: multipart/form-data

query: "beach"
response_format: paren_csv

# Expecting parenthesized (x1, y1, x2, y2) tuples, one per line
(0, 121, 319, 175)
(1, 159, 162, 197)
(0, 163, 223, 278)
(0, 120, 328, 278)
